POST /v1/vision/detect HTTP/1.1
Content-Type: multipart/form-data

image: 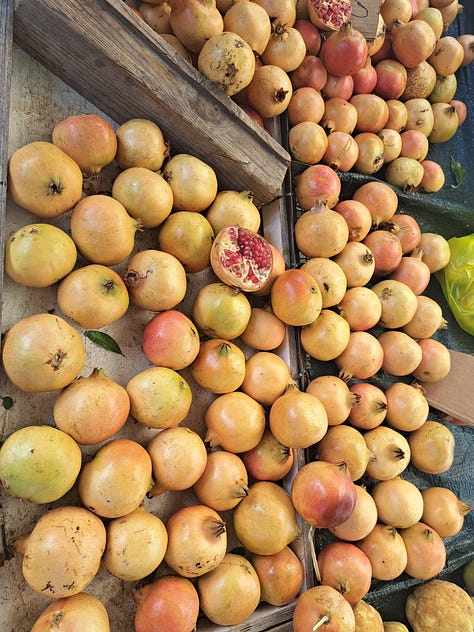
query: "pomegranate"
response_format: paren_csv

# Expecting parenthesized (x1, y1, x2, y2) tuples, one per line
(5, 222, 77, 288)
(371, 478, 424, 528)
(319, 23, 369, 77)
(2, 313, 85, 393)
(142, 310, 200, 370)
(347, 382, 387, 430)
(412, 337, 451, 382)
(290, 54, 328, 92)
(384, 381, 429, 432)
(53, 367, 130, 445)
(334, 199, 372, 242)
(363, 230, 403, 277)
(198, 553, 261, 625)
(241, 428, 294, 482)
(169, 0, 224, 54)
(198, 32, 256, 96)
(165, 504, 227, 577)
(31, 593, 110, 632)
(139, 1, 172, 34)
(371, 278, 418, 328)
(307, 0, 351, 31)
(252, 0, 297, 28)
(288, 121, 328, 164)
(402, 295, 448, 339)
(295, 200, 349, 258)
(240, 350, 292, 407)
(210, 225, 273, 292)
(300, 309, 351, 361)
(306, 374, 356, 426)
(386, 99, 408, 132)
(417, 231, 451, 272)
(246, 64, 293, 118)
(316, 424, 375, 481)
(115, 118, 168, 171)
(133, 575, 200, 632)
(390, 19, 437, 68)
(357, 524, 408, 581)
(206, 189, 261, 234)
(379, 128, 403, 163)
(333, 241, 376, 287)
(191, 338, 245, 394)
(400, 522, 446, 580)
(408, 420, 455, 474)
(458, 33, 474, 66)
(192, 282, 251, 340)
(293, 584, 356, 632)
(335, 331, 384, 381)
(294, 163, 341, 210)
(364, 425, 411, 480)
(193, 449, 249, 511)
(337, 285, 382, 331)
(380, 0, 413, 28)
(428, 35, 464, 76)
(379, 330, 423, 376)
(329, 484, 378, 541)
(287, 86, 325, 126)
(352, 131, 385, 175)
(418, 159, 446, 193)
(293, 18, 322, 55)
(351, 93, 390, 134)
(321, 131, 359, 172)
(270, 268, 322, 326)
(389, 254, 431, 295)
(387, 213, 422, 254)
(300, 257, 347, 307)
(321, 99, 358, 135)
(223, 1, 272, 55)
(233, 480, 301, 555)
(51, 112, 117, 176)
(8, 141, 83, 218)
(317, 541, 373, 604)
(352, 56, 378, 95)
(251, 546, 304, 606)
(322, 72, 354, 100)
(421, 487, 472, 538)
(428, 102, 459, 144)
(261, 24, 307, 72)
(240, 306, 286, 351)
(353, 600, 384, 631)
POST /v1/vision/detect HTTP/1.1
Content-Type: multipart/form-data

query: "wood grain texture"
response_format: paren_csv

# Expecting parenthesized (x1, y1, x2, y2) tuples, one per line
(12, 0, 290, 207)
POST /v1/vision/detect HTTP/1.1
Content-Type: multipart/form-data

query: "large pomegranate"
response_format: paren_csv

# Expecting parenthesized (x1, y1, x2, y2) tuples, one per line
(210, 225, 273, 292)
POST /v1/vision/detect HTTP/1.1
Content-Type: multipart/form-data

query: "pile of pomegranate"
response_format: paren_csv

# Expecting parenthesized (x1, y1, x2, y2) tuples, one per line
(1, 0, 473, 629)
(131, 0, 472, 194)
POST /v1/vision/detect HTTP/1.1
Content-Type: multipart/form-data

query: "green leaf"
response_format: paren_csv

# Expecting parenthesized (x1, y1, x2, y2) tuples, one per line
(450, 155, 466, 189)
(1, 396, 14, 410)
(85, 330, 124, 355)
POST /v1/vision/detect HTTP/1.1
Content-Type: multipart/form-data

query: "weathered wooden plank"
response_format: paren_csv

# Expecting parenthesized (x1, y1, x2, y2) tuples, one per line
(12, 0, 290, 207)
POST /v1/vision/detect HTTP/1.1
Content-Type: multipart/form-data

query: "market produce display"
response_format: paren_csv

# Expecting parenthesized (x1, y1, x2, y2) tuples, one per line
(1, 0, 474, 630)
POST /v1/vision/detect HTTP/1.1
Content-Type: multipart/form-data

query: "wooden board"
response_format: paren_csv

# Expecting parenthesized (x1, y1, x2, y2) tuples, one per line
(350, 0, 382, 40)
(12, 0, 291, 208)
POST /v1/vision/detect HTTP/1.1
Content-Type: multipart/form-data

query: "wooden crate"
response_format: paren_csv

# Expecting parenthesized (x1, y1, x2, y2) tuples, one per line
(10, 0, 290, 209)
(0, 5, 313, 630)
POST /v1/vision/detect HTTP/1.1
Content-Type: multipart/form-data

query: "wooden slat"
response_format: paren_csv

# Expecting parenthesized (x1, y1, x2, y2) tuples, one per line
(12, 0, 291, 207)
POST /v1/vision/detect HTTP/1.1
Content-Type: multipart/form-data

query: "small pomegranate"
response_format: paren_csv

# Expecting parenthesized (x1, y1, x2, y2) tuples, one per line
(210, 225, 273, 292)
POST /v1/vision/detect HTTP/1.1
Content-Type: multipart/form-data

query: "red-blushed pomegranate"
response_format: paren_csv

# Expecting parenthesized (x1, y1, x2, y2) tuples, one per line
(192, 282, 252, 340)
(78, 439, 152, 519)
(387, 213, 421, 254)
(384, 381, 429, 432)
(295, 200, 349, 258)
(329, 484, 378, 541)
(261, 23, 307, 72)
(402, 295, 448, 339)
(191, 338, 245, 394)
(223, 1, 272, 55)
(374, 59, 408, 100)
(411, 337, 451, 383)
(12, 506, 106, 599)
(241, 428, 294, 482)
(364, 425, 411, 480)
(210, 225, 273, 292)
(378, 330, 423, 377)
(142, 310, 200, 370)
(124, 249, 187, 312)
(320, 23, 369, 77)
(269, 386, 329, 449)
(293, 18, 322, 55)
(162, 152, 218, 212)
(334, 199, 372, 242)
(70, 194, 142, 265)
(287, 86, 325, 126)
(240, 306, 287, 351)
(206, 189, 261, 235)
(293, 583, 356, 632)
(295, 164, 341, 210)
(169, 0, 223, 54)
(300, 309, 351, 361)
(408, 420, 455, 474)
(357, 524, 408, 581)
(165, 504, 227, 577)
(300, 257, 347, 308)
(399, 521, 446, 580)
(337, 285, 382, 331)
(233, 480, 301, 555)
(126, 366, 192, 429)
(316, 424, 375, 481)
(112, 166, 174, 228)
(246, 64, 293, 118)
(115, 118, 168, 171)
(400, 129, 430, 161)
(0, 425, 82, 504)
(391, 19, 437, 68)
(204, 390, 266, 453)
(322, 72, 354, 101)
(270, 268, 322, 326)
(57, 264, 129, 329)
(30, 592, 110, 632)
(317, 541, 373, 604)
(335, 331, 384, 381)
(371, 278, 418, 328)
(288, 121, 329, 164)
(5, 223, 77, 288)
(307, 0, 351, 31)
(389, 254, 431, 295)
(102, 506, 168, 581)
(133, 575, 200, 632)
(198, 32, 256, 96)
(306, 374, 356, 426)
(291, 460, 357, 530)
(147, 426, 208, 495)
(251, 545, 304, 606)
(52, 113, 117, 176)
(371, 478, 424, 529)
(198, 553, 261, 625)
(1, 313, 85, 393)
(193, 449, 249, 511)
(347, 382, 387, 430)
(8, 141, 83, 218)
(418, 159, 446, 193)
(53, 367, 130, 445)
(333, 241, 376, 287)
(352, 56, 378, 95)
(290, 54, 328, 92)
(240, 350, 292, 407)
(421, 486, 472, 538)
(363, 230, 403, 276)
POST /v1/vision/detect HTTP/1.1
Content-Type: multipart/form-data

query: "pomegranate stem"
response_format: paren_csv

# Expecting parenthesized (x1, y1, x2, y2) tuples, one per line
(308, 525, 321, 583)
(313, 615, 330, 631)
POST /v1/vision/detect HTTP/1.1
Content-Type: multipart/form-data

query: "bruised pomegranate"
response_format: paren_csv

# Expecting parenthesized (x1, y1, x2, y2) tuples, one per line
(210, 225, 273, 292)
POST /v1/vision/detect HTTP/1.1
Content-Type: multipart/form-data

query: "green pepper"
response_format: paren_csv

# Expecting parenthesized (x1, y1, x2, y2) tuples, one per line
(436, 234, 474, 336)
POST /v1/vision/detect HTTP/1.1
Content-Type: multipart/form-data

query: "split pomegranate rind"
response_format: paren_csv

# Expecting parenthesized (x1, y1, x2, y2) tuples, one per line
(210, 226, 273, 292)
(307, 0, 351, 32)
